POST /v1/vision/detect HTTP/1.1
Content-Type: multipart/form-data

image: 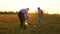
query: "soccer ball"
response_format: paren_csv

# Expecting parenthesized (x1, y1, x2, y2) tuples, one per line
(33, 25, 36, 28)
(25, 21, 28, 26)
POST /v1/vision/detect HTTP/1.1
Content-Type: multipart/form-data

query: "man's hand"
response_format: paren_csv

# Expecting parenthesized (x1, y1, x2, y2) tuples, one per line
(26, 17, 31, 23)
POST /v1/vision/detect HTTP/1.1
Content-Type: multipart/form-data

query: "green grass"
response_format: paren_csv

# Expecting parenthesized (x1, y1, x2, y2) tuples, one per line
(0, 14, 60, 34)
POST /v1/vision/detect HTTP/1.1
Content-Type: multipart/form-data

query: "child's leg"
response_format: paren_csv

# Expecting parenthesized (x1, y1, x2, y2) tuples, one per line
(38, 16, 42, 26)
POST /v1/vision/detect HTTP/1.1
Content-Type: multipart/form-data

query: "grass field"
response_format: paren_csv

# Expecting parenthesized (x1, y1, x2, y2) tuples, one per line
(0, 13, 60, 34)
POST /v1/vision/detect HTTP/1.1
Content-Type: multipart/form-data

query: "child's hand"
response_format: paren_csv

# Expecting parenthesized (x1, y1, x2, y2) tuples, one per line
(26, 18, 31, 23)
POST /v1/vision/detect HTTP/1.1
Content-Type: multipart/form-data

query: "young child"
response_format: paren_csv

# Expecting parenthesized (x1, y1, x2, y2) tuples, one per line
(37, 7, 43, 27)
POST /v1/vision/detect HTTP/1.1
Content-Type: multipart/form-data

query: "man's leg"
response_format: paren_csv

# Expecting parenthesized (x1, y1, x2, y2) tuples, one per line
(20, 18, 23, 28)
(20, 13, 26, 30)
(23, 15, 26, 29)
(18, 12, 23, 28)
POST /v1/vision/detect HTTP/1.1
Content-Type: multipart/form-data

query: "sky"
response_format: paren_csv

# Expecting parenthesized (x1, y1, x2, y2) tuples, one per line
(0, 0, 60, 14)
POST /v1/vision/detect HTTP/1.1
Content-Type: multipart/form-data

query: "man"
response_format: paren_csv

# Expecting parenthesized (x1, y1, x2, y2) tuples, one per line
(18, 8, 29, 29)
(37, 7, 43, 27)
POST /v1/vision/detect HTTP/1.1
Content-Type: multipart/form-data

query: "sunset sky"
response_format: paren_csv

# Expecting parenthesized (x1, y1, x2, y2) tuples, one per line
(0, 0, 60, 14)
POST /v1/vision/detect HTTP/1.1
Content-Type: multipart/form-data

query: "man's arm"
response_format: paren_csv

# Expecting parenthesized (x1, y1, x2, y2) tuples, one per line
(25, 10, 29, 19)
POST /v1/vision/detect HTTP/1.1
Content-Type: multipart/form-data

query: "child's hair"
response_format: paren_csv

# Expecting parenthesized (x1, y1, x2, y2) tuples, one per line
(37, 7, 40, 9)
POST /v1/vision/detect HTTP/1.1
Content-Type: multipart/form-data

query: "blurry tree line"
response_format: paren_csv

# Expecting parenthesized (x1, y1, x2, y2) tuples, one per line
(0, 10, 48, 15)
(0, 10, 59, 15)
(0, 11, 18, 14)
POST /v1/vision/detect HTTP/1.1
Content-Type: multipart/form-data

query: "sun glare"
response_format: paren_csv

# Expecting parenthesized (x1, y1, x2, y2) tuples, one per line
(0, 0, 60, 14)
